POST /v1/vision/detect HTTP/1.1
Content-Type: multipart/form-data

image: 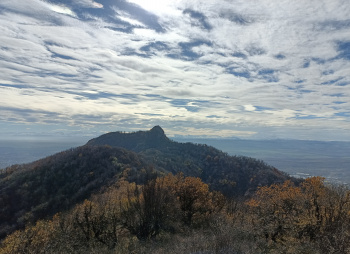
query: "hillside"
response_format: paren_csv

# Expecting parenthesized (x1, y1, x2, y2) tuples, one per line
(0, 145, 153, 240)
(1, 126, 349, 253)
(0, 126, 293, 240)
(1, 174, 349, 253)
(87, 126, 293, 196)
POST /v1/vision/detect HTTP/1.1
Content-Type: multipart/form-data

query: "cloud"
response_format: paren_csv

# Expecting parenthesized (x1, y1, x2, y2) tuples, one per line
(76, 0, 104, 8)
(46, 3, 77, 17)
(0, 0, 350, 140)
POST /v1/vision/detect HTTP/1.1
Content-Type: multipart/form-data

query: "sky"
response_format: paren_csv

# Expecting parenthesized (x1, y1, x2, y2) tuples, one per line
(0, 0, 350, 141)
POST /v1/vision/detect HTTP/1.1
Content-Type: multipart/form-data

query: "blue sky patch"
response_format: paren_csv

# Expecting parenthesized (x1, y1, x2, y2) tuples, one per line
(321, 77, 343, 85)
(50, 52, 77, 60)
(295, 115, 323, 120)
(274, 54, 286, 60)
(303, 60, 310, 68)
(183, 9, 212, 31)
(322, 70, 334, 75)
(255, 106, 273, 111)
(231, 52, 247, 58)
(177, 40, 212, 60)
(336, 41, 350, 60)
(140, 41, 169, 52)
(311, 57, 326, 64)
(258, 69, 278, 82)
(246, 45, 266, 56)
(329, 93, 345, 97)
(228, 69, 251, 78)
(0, 83, 30, 89)
(319, 19, 350, 30)
(336, 82, 349, 86)
(220, 11, 252, 25)
(334, 112, 350, 117)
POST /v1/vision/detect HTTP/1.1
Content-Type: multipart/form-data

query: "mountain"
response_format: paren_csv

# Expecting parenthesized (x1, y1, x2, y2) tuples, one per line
(87, 126, 293, 195)
(0, 145, 153, 240)
(86, 125, 172, 152)
(0, 126, 294, 240)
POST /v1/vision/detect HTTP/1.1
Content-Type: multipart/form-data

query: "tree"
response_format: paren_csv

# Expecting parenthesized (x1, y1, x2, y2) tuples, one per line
(119, 177, 176, 240)
(162, 173, 225, 226)
(247, 177, 350, 253)
(247, 180, 304, 244)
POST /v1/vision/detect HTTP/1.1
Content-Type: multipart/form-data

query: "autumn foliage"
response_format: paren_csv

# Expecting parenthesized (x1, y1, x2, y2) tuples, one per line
(247, 177, 350, 253)
(1, 175, 350, 254)
(0, 173, 225, 253)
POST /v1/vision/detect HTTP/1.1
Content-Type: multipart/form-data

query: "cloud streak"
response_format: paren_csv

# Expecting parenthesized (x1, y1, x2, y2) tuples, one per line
(0, 0, 349, 140)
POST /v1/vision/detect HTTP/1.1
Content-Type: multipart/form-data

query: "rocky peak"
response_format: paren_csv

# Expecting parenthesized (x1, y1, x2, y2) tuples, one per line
(86, 125, 171, 152)
(149, 125, 165, 137)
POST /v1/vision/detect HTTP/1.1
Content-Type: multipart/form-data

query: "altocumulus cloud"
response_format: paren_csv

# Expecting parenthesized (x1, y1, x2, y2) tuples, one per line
(0, 0, 350, 140)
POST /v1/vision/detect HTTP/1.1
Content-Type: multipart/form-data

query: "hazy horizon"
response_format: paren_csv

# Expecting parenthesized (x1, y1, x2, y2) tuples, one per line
(1, 1, 350, 141)
(1, 137, 349, 184)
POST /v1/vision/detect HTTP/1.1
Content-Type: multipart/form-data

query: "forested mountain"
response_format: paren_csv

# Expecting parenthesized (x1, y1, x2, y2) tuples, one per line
(1, 126, 350, 253)
(0, 126, 297, 249)
(0, 126, 292, 241)
(87, 126, 293, 196)
(0, 145, 153, 240)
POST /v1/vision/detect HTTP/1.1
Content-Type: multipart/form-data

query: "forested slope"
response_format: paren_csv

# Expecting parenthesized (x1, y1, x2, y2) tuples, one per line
(0, 126, 295, 242)
(1, 174, 349, 254)
(87, 126, 294, 196)
(0, 145, 151, 239)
